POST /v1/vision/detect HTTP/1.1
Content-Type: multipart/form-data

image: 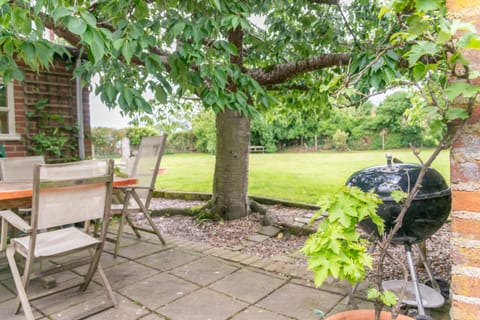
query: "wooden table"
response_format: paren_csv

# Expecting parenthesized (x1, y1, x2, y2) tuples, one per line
(0, 177, 137, 210)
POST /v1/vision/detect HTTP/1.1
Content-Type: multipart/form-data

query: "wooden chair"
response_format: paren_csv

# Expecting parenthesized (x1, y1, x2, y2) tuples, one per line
(0, 159, 116, 320)
(0, 156, 45, 181)
(0, 156, 46, 250)
(111, 135, 167, 257)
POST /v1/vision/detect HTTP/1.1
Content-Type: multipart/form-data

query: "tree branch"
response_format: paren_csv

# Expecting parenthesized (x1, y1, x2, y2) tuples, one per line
(248, 53, 350, 85)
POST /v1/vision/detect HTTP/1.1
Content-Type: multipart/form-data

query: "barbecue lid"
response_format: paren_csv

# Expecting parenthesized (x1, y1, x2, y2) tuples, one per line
(346, 154, 450, 201)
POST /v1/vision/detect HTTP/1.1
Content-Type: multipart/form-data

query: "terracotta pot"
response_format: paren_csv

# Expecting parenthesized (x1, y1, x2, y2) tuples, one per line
(325, 310, 414, 320)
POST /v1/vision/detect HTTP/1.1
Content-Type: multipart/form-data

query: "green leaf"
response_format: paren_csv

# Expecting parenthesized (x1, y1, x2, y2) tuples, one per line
(413, 63, 426, 81)
(33, 0, 45, 14)
(68, 17, 87, 35)
(155, 86, 167, 104)
(445, 82, 480, 100)
(52, 7, 71, 23)
(122, 41, 134, 64)
(367, 288, 381, 300)
(81, 26, 94, 46)
(414, 0, 442, 11)
(435, 30, 451, 45)
(21, 42, 36, 62)
(406, 41, 439, 67)
(209, 0, 222, 11)
(113, 38, 125, 51)
(464, 34, 480, 49)
(91, 31, 105, 62)
(391, 190, 408, 203)
(169, 21, 186, 38)
(80, 11, 97, 27)
(446, 107, 470, 121)
(381, 290, 398, 307)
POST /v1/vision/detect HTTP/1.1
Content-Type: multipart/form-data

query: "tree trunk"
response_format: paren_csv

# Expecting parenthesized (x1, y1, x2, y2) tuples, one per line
(212, 109, 250, 220)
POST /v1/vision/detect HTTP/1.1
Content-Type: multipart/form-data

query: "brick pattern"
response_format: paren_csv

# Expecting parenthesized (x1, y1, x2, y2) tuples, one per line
(0, 57, 92, 161)
(448, 2, 480, 319)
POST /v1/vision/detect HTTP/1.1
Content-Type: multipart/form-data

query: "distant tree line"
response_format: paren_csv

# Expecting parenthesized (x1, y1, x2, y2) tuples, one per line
(92, 91, 436, 157)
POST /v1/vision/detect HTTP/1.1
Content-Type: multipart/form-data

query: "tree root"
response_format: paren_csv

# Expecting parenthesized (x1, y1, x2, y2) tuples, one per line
(249, 199, 267, 215)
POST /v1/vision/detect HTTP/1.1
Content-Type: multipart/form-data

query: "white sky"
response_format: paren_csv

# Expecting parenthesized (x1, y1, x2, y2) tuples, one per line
(89, 92, 131, 128)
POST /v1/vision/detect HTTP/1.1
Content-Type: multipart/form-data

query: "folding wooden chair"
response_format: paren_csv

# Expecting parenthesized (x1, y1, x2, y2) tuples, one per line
(1, 159, 116, 320)
(0, 156, 45, 251)
(0, 156, 45, 181)
(111, 135, 167, 257)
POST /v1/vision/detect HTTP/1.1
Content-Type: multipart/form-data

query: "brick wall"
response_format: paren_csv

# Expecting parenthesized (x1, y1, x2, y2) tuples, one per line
(0, 56, 92, 161)
(447, 1, 480, 319)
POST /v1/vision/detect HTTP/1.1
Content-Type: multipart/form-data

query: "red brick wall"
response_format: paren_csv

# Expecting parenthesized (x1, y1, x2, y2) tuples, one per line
(0, 57, 92, 161)
(448, 1, 480, 319)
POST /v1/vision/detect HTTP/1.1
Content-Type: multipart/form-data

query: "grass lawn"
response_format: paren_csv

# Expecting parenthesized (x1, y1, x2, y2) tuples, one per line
(156, 149, 450, 205)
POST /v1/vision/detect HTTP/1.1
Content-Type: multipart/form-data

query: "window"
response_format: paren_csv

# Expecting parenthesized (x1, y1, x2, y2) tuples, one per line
(0, 80, 19, 139)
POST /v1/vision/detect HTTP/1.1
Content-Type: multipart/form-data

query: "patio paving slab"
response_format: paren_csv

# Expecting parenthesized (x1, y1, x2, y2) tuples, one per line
(156, 287, 247, 320)
(0, 297, 45, 320)
(0, 283, 15, 303)
(56, 293, 149, 320)
(31, 282, 105, 317)
(170, 256, 239, 286)
(209, 268, 287, 303)
(231, 306, 293, 320)
(0, 230, 451, 320)
(136, 248, 200, 271)
(94, 261, 160, 290)
(106, 241, 168, 260)
(256, 282, 345, 320)
(118, 272, 199, 310)
(139, 313, 167, 320)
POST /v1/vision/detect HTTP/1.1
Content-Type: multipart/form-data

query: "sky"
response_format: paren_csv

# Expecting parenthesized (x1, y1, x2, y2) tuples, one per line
(89, 88, 132, 129)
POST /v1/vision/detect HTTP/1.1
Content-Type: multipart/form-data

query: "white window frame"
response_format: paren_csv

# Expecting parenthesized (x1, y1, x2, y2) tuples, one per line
(0, 80, 21, 140)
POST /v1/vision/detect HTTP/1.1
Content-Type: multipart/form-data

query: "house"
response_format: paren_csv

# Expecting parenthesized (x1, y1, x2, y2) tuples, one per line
(0, 54, 92, 162)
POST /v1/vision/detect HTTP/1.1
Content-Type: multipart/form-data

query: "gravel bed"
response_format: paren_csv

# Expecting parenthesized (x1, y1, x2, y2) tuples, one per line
(139, 198, 451, 283)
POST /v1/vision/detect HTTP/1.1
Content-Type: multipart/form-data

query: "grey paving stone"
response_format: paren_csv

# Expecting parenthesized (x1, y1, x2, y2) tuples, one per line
(0, 283, 15, 303)
(231, 306, 292, 320)
(258, 226, 281, 237)
(119, 273, 198, 310)
(74, 252, 128, 274)
(0, 296, 44, 319)
(108, 241, 167, 260)
(170, 257, 239, 286)
(0, 259, 13, 281)
(95, 261, 159, 290)
(140, 313, 168, 320)
(247, 234, 270, 242)
(257, 283, 344, 320)
(325, 296, 375, 317)
(157, 288, 247, 320)
(136, 248, 200, 271)
(2, 271, 83, 296)
(87, 293, 150, 320)
(31, 281, 105, 317)
(49, 292, 149, 320)
(209, 268, 286, 303)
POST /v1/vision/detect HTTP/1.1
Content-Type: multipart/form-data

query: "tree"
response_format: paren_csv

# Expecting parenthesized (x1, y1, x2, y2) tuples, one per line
(1, 0, 478, 220)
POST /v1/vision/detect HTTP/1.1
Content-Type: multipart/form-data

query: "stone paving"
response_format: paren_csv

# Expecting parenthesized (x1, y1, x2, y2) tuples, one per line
(0, 228, 451, 320)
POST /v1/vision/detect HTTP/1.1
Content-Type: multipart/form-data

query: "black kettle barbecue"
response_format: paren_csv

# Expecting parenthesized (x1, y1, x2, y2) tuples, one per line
(346, 154, 451, 316)
(346, 154, 451, 244)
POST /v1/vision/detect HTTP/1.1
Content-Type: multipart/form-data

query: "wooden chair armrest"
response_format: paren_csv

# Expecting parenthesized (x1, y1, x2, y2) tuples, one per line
(0, 210, 32, 233)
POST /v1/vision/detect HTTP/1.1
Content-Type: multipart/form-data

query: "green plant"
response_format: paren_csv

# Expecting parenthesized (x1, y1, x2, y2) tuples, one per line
(126, 127, 159, 146)
(302, 186, 385, 286)
(26, 98, 79, 160)
(332, 130, 349, 151)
